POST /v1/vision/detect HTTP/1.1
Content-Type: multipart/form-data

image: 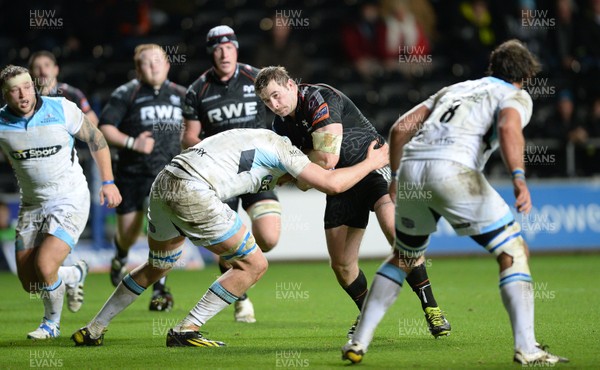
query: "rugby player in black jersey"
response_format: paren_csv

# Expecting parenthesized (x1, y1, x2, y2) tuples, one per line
(29, 50, 99, 125)
(255, 66, 451, 338)
(182, 25, 280, 323)
(98, 44, 186, 311)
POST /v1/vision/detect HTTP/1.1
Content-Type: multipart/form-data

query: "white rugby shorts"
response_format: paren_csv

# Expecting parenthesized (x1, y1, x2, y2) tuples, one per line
(147, 170, 242, 247)
(15, 188, 90, 251)
(395, 160, 514, 236)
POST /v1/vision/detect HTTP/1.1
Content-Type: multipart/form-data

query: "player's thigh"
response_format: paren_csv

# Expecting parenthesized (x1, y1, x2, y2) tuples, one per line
(428, 161, 512, 235)
(116, 211, 146, 242)
(16, 248, 38, 291)
(148, 171, 243, 248)
(242, 193, 281, 233)
(115, 174, 153, 215)
(396, 161, 444, 236)
(14, 205, 45, 289)
(326, 225, 365, 266)
(242, 193, 282, 250)
(45, 190, 90, 249)
(34, 235, 71, 280)
(374, 194, 395, 245)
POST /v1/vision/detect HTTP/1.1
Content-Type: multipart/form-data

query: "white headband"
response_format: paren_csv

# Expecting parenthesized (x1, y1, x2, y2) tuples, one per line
(2, 73, 33, 93)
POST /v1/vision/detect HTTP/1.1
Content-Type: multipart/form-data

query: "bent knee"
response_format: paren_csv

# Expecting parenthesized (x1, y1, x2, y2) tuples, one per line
(330, 260, 356, 280)
(255, 235, 278, 252)
(34, 262, 58, 282)
(253, 254, 269, 277)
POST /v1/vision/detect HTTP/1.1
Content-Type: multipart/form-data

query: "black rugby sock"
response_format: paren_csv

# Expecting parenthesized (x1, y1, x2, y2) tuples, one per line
(153, 276, 167, 293)
(343, 269, 368, 311)
(114, 237, 128, 260)
(405, 263, 438, 309)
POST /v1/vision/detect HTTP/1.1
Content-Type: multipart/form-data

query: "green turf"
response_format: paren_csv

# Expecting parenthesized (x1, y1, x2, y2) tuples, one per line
(0, 254, 597, 369)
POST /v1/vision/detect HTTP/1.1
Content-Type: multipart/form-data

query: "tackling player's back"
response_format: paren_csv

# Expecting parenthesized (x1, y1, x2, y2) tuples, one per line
(168, 129, 310, 200)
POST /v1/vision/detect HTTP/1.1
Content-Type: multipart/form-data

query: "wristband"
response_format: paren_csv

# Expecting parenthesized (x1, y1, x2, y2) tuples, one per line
(391, 171, 397, 178)
(102, 180, 115, 185)
(511, 168, 525, 181)
(125, 136, 135, 150)
(511, 168, 525, 176)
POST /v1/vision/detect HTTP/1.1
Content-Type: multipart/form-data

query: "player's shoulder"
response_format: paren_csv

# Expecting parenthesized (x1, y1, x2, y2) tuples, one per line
(189, 69, 212, 88)
(186, 70, 213, 98)
(237, 63, 260, 80)
(110, 79, 139, 99)
(40, 95, 71, 111)
(41, 95, 64, 104)
(39, 96, 79, 123)
(165, 80, 187, 96)
(303, 83, 339, 101)
(481, 77, 533, 106)
(299, 84, 340, 112)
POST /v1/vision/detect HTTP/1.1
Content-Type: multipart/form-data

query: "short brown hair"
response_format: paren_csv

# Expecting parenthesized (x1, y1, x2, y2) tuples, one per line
(28, 50, 57, 70)
(133, 44, 168, 69)
(255, 66, 292, 96)
(0, 65, 30, 92)
(487, 39, 541, 83)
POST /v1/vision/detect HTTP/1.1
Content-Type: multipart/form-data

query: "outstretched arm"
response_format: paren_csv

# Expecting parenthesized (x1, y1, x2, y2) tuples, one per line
(297, 140, 389, 195)
(75, 116, 122, 208)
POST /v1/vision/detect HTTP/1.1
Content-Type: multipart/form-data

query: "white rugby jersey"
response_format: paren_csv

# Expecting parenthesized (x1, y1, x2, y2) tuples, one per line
(0, 96, 86, 204)
(403, 76, 533, 171)
(168, 128, 311, 200)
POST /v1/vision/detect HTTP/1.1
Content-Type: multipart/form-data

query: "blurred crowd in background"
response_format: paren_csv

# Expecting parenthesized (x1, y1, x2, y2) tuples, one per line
(1, 0, 600, 194)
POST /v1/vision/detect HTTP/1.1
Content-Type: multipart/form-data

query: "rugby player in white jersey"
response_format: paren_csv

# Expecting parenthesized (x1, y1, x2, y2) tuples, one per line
(0, 65, 121, 339)
(342, 40, 568, 366)
(71, 128, 388, 347)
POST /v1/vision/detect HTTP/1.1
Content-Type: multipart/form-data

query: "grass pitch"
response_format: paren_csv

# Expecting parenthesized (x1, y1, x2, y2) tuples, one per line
(0, 254, 597, 369)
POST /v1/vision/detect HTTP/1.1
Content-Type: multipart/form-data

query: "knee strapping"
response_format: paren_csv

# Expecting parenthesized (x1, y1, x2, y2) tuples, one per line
(485, 222, 532, 286)
(148, 245, 183, 270)
(394, 235, 429, 258)
(248, 200, 281, 221)
(221, 232, 258, 261)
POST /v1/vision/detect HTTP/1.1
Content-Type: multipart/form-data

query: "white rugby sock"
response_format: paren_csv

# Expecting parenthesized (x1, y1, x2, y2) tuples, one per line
(42, 278, 65, 323)
(353, 265, 404, 349)
(58, 265, 82, 287)
(89, 275, 145, 338)
(500, 280, 537, 353)
(177, 282, 238, 331)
